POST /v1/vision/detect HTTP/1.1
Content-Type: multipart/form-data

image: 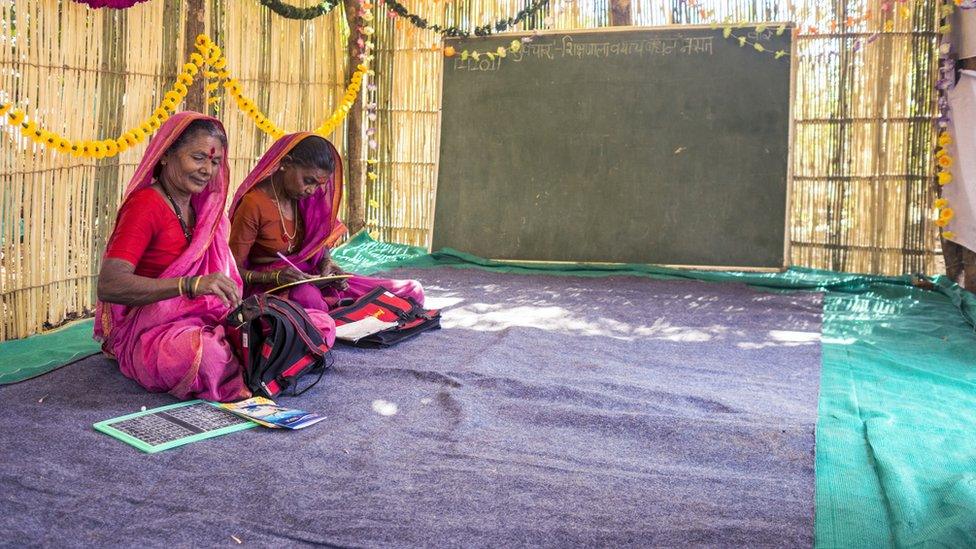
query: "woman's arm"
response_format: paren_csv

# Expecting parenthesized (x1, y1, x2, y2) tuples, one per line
(97, 258, 183, 306)
(98, 259, 241, 307)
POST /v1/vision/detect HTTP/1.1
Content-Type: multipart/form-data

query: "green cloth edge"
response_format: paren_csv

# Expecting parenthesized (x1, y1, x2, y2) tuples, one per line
(0, 319, 100, 384)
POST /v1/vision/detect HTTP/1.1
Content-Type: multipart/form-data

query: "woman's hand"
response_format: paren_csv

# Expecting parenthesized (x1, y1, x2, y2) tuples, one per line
(194, 273, 242, 307)
(319, 259, 349, 290)
(274, 267, 309, 285)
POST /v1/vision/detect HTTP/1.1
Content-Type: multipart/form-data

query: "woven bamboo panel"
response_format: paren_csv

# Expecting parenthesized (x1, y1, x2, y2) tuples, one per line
(0, 0, 344, 340)
(0, 0, 943, 341)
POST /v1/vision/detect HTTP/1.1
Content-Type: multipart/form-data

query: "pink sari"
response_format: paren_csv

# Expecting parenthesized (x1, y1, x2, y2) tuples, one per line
(94, 114, 334, 402)
(229, 132, 424, 312)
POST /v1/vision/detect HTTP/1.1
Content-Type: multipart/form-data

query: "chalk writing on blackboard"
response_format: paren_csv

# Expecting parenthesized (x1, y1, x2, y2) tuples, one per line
(453, 33, 716, 72)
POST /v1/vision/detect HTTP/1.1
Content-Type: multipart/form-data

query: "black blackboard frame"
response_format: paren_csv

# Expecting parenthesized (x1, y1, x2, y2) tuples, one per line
(433, 23, 797, 271)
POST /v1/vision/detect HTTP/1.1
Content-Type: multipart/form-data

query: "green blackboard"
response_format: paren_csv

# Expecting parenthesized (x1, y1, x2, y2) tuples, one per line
(433, 25, 794, 269)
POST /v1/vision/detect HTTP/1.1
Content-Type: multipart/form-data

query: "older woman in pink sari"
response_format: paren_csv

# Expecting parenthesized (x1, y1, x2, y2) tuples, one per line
(95, 113, 335, 402)
(228, 133, 424, 312)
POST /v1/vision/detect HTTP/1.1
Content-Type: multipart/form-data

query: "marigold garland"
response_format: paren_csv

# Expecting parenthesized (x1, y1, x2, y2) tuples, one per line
(258, 0, 340, 20)
(719, 23, 790, 59)
(195, 0, 373, 138)
(2, 13, 374, 158)
(0, 53, 206, 159)
(384, 0, 549, 39)
(932, 0, 973, 241)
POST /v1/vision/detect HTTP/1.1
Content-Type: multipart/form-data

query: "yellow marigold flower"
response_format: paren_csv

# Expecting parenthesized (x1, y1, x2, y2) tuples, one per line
(225, 80, 242, 96)
(213, 57, 227, 70)
(56, 137, 71, 154)
(20, 120, 37, 138)
(183, 63, 199, 76)
(938, 132, 952, 147)
(205, 82, 219, 93)
(147, 117, 161, 131)
(941, 207, 955, 221)
(115, 138, 129, 154)
(131, 128, 146, 143)
(177, 73, 194, 86)
(938, 171, 953, 185)
(934, 198, 948, 209)
(8, 109, 25, 127)
(139, 121, 153, 134)
(944, 230, 957, 239)
(195, 34, 209, 48)
(80, 141, 93, 157)
(153, 107, 168, 119)
(0, 103, 10, 116)
(172, 83, 188, 97)
(189, 53, 205, 66)
(104, 140, 118, 157)
(41, 130, 56, 146)
(443, 46, 456, 57)
(938, 154, 953, 168)
(93, 141, 107, 159)
(936, 217, 949, 227)
(69, 141, 84, 157)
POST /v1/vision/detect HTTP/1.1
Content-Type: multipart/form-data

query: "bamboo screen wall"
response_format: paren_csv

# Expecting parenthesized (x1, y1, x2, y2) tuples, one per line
(0, 0, 941, 341)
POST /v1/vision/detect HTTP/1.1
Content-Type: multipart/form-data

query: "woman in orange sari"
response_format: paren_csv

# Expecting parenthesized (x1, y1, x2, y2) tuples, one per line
(228, 133, 424, 312)
(95, 113, 335, 401)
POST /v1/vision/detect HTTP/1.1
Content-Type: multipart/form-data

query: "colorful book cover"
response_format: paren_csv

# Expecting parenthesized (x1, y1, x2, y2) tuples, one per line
(218, 397, 326, 430)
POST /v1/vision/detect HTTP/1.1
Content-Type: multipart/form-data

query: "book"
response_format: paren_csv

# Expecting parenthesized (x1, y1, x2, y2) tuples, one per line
(334, 316, 399, 343)
(217, 397, 326, 430)
(266, 274, 353, 294)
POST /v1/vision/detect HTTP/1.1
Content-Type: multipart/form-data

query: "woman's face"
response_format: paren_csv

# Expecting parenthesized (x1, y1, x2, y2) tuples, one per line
(159, 132, 225, 195)
(279, 163, 331, 201)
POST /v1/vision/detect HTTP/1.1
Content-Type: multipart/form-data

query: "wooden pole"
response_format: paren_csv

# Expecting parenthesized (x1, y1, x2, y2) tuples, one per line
(344, 0, 367, 235)
(610, 0, 632, 26)
(183, 0, 207, 113)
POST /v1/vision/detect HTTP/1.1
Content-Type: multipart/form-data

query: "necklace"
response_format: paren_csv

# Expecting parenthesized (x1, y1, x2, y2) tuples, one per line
(160, 182, 193, 242)
(270, 180, 299, 253)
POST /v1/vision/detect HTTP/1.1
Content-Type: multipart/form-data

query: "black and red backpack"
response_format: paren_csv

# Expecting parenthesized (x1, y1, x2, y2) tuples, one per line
(329, 287, 441, 348)
(225, 294, 333, 398)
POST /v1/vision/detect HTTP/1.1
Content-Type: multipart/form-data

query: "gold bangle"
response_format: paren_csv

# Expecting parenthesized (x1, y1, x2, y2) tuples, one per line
(192, 276, 203, 297)
(275, 271, 281, 285)
(244, 271, 251, 285)
(177, 277, 185, 297)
